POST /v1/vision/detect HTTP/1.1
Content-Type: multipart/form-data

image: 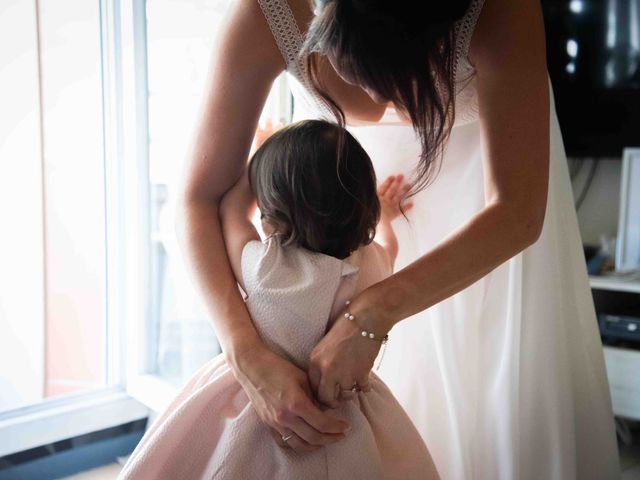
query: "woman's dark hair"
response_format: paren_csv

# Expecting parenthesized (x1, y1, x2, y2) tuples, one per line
(248, 120, 380, 259)
(303, 0, 472, 193)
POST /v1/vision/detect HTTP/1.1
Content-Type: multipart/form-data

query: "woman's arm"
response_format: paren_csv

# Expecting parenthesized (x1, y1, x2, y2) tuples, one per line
(308, 0, 550, 407)
(177, 0, 349, 449)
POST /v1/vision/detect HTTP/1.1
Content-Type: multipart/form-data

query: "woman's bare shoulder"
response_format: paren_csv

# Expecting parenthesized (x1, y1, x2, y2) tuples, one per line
(222, 0, 287, 74)
(286, 0, 387, 122)
(288, 0, 315, 29)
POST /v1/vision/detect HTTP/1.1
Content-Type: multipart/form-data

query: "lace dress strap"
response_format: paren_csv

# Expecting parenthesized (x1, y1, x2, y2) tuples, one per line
(257, 0, 332, 118)
(453, 0, 486, 84)
(456, 0, 486, 62)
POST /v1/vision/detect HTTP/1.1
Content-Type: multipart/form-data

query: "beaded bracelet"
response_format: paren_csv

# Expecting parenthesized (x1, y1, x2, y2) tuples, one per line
(343, 300, 389, 370)
(344, 300, 389, 345)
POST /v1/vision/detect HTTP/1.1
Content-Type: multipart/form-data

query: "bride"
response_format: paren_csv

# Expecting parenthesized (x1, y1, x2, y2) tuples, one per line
(176, 0, 620, 478)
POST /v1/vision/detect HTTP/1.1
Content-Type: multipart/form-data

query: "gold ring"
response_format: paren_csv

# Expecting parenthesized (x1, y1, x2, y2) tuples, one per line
(341, 383, 360, 393)
(282, 433, 294, 442)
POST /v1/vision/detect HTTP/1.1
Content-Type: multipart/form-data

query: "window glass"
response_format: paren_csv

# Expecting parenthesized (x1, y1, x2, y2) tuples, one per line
(0, 0, 108, 413)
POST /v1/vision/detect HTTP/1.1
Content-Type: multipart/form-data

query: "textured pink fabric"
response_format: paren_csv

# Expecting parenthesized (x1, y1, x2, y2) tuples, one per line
(119, 238, 439, 479)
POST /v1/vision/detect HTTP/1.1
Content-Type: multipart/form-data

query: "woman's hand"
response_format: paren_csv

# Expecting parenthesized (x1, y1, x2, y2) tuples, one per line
(308, 291, 389, 408)
(231, 342, 351, 452)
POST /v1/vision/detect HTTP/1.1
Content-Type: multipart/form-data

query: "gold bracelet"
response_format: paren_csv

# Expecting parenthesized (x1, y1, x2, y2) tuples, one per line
(342, 300, 389, 344)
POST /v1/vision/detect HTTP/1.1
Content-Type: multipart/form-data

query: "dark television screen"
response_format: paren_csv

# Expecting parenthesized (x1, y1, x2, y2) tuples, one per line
(541, 0, 640, 157)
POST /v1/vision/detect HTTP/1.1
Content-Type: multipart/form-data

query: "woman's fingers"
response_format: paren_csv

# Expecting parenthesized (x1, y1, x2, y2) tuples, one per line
(283, 433, 318, 453)
(286, 417, 346, 446)
(291, 392, 350, 434)
(271, 429, 318, 453)
(308, 363, 321, 396)
(266, 387, 349, 452)
(338, 386, 357, 401)
(357, 375, 371, 393)
(269, 428, 290, 448)
(236, 346, 351, 453)
(316, 376, 340, 408)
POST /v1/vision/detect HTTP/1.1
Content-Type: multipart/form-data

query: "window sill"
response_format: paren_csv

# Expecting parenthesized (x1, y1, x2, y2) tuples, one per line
(0, 387, 148, 457)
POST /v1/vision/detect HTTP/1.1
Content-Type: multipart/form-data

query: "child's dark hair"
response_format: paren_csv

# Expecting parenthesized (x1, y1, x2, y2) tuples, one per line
(248, 120, 380, 259)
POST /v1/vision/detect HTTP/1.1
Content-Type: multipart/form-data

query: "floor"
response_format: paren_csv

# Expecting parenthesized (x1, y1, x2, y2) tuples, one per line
(62, 461, 123, 480)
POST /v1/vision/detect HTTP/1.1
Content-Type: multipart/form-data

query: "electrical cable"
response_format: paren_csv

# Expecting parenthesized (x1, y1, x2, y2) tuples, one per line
(569, 157, 584, 181)
(575, 158, 599, 211)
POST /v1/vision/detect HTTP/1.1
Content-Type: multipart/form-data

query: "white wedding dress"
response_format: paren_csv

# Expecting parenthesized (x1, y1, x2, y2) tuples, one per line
(257, 1, 620, 478)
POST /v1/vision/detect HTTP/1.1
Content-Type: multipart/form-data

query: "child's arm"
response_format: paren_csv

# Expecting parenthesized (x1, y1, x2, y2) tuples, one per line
(220, 120, 282, 290)
(375, 174, 413, 267)
(219, 169, 259, 291)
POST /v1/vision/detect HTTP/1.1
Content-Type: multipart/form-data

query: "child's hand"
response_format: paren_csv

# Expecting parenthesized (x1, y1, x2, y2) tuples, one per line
(378, 174, 413, 222)
(252, 118, 284, 153)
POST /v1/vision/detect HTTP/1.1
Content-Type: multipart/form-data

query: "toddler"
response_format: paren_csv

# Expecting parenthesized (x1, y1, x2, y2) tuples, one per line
(119, 120, 438, 480)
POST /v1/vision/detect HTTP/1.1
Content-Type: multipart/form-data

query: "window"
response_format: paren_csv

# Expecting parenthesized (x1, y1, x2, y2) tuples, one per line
(0, 0, 290, 456)
(0, 0, 149, 456)
(144, 0, 230, 386)
(0, 0, 110, 415)
(141, 0, 291, 388)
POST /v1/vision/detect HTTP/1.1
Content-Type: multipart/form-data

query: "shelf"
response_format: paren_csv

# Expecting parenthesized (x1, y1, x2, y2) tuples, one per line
(589, 274, 640, 294)
(603, 346, 640, 420)
(590, 276, 640, 420)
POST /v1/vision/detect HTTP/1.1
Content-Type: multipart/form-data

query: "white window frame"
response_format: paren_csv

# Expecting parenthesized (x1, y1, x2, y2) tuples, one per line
(121, 0, 292, 413)
(105, 0, 180, 413)
(0, 0, 150, 457)
(0, 0, 292, 457)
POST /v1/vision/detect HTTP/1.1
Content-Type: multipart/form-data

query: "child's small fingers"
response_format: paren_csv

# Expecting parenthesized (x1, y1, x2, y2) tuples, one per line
(383, 175, 396, 187)
(378, 176, 394, 197)
(385, 175, 403, 197)
(391, 183, 411, 204)
(391, 174, 404, 186)
(402, 202, 414, 212)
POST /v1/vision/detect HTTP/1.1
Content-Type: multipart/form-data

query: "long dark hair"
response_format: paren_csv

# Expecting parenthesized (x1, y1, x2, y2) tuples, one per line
(303, 0, 471, 192)
(249, 120, 380, 259)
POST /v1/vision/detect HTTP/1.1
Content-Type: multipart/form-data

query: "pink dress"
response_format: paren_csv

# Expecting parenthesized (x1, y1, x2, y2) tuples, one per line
(118, 236, 439, 480)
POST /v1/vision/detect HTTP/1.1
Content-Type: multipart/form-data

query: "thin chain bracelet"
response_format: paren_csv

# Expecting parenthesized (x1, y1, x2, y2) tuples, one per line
(343, 300, 389, 370)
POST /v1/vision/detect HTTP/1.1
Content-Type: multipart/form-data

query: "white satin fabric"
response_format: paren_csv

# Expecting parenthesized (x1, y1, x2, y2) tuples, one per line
(342, 96, 620, 479)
